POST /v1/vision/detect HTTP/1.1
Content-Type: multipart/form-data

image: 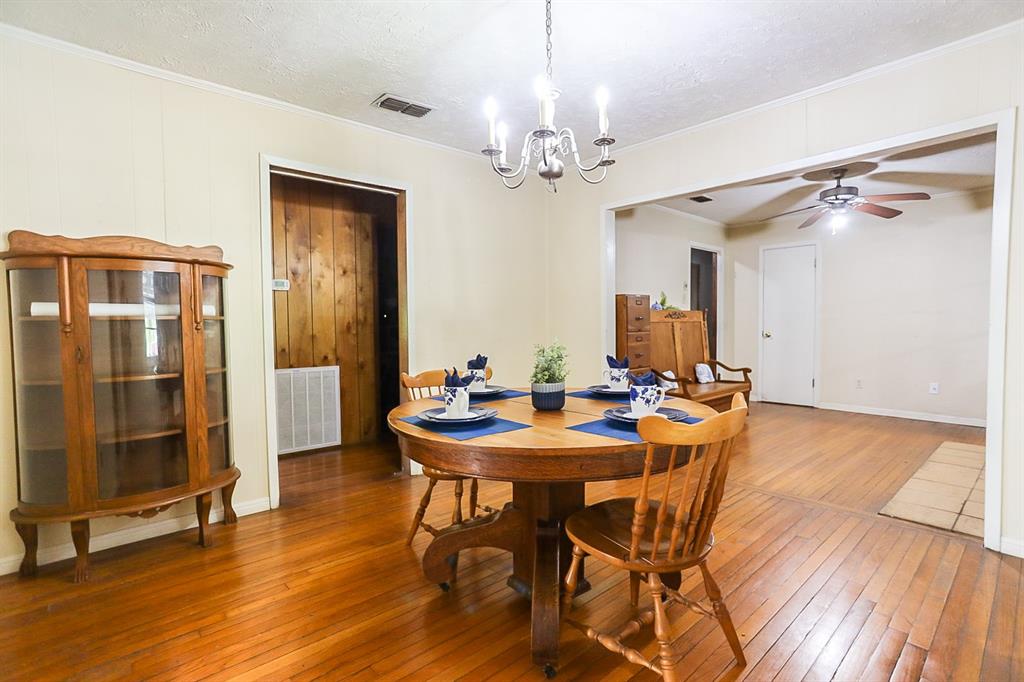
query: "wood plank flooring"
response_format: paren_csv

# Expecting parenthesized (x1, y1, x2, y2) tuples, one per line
(1, 403, 1018, 681)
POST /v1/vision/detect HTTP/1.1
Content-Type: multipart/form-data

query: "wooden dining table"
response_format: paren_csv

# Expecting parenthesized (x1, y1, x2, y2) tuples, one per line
(387, 389, 716, 675)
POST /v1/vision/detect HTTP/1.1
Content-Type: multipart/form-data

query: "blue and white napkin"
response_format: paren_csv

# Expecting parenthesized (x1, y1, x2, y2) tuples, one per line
(467, 354, 488, 370)
(606, 355, 630, 369)
(629, 371, 657, 386)
(444, 368, 475, 387)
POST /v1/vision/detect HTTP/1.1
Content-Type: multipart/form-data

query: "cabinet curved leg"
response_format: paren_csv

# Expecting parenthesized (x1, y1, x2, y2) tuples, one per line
(70, 520, 90, 583)
(221, 481, 238, 525)
(15, 523, 38, 577)
(196, 492, 213, 547)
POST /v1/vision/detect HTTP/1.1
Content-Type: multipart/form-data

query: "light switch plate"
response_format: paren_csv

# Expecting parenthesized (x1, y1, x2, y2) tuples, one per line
(272, 278, 290, 291)
(929, 382, 940, 395)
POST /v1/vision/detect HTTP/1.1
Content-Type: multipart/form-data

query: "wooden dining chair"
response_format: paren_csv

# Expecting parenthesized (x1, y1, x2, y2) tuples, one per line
(401, 368, 498, 551)
(561, 393, 749, 680)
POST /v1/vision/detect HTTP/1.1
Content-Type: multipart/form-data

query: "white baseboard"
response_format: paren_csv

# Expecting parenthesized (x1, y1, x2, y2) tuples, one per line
(0, 497, 271, 576)
(999, 536, 1024, 559)
(813, 402, 985, 428)
(402, 455, 423, 476)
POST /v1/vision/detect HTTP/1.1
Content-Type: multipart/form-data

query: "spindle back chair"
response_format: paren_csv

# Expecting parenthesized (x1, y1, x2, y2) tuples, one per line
(400, 368, 499, 572)
(562, 393, 748, 679)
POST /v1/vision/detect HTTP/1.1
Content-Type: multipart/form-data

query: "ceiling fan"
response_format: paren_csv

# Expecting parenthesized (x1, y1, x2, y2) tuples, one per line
(770, 162, 931, 231)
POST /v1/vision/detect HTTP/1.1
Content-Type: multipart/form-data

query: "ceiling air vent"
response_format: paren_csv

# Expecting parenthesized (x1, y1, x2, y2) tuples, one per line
(689, 195, 713, 203)
(373, 94, 433, 118)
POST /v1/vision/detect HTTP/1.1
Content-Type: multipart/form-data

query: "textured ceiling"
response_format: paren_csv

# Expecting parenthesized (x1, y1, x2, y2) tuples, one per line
(1, 1, 1022, 154)
(654, 133, 996, 225)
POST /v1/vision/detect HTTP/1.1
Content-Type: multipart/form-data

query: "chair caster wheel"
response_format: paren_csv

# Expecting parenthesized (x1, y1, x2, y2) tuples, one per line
(543, 664, 557, 678)
(438, 582, 450, 592)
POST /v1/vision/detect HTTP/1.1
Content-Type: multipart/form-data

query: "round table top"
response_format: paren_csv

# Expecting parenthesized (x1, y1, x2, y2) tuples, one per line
(387, 389, 715, 483)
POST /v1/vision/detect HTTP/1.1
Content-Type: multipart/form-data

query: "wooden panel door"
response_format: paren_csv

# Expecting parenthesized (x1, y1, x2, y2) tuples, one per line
(270, 174, 382, 444)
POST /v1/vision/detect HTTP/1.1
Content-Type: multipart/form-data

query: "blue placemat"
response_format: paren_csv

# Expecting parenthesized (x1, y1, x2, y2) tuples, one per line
(400, 415, 531, 441)
(567, 416, 705, 443)
(566, 389, 631, 404)
(431, 389, 530, 404)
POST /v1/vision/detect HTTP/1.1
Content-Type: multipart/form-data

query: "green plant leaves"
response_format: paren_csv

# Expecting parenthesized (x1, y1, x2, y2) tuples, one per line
(530, 341, 569, 384)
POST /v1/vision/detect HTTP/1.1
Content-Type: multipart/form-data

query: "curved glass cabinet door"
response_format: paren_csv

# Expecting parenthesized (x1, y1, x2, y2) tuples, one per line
(202, 273, 232, 473)
(86, 266, 190, 499)
(8, 267, 68, 505)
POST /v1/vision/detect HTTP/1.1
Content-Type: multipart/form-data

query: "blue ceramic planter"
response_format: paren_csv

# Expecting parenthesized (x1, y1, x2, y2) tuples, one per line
(531, 382, 566, 411)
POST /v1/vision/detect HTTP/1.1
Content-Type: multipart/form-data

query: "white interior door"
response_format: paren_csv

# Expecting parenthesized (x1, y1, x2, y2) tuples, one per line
(761, 244, 816, 406)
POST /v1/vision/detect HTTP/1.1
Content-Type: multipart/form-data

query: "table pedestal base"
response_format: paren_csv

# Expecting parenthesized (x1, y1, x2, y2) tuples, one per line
(420, 481, 589, 672)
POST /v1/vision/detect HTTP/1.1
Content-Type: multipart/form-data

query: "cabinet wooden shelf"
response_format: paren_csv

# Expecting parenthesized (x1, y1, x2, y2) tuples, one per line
(18, 315, 183, 322)
(2, 230, 239, 582)
(96, 427, 185, 446)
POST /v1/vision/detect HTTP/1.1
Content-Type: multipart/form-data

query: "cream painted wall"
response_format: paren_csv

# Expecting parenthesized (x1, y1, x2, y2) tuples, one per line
(546, 26, 1023, 551)
(728, 189, 992, 421)
(614, 205, 726, 311)
(0, 33, 548, 571)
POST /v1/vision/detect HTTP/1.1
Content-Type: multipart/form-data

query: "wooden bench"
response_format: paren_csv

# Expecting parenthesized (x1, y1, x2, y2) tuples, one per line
(648, 309, 752, 412)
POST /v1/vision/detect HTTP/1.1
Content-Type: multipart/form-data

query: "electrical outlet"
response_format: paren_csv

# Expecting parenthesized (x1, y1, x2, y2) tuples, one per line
(929, 382, 940, 395)
(856, 378, 863, 389)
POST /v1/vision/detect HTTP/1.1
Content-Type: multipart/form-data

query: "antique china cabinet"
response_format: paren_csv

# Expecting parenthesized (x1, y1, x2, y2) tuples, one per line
(2, 231, 240, 581)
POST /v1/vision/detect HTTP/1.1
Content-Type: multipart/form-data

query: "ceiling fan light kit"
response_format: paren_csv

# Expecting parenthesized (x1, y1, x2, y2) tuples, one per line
(480, 0, 615, 191)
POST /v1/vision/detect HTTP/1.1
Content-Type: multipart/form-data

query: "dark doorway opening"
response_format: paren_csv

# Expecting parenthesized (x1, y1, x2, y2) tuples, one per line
(269, 172, 404, 476)
(690, 247, 718, 357)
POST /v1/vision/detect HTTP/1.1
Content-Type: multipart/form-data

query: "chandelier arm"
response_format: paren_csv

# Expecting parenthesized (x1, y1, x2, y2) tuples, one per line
(501, 173, 529, 190)
(489, 134, 533, 179)
(575, 146, 609, 173)
(576, 165, 608, 185)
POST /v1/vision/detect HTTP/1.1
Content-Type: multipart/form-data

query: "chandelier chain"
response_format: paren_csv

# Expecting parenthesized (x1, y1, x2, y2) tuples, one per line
(545, 0, 553, 81)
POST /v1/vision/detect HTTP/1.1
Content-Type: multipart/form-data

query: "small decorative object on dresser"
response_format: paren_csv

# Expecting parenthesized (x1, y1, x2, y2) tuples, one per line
(1, 230, 240, 582)
(530, 342, 568, 410)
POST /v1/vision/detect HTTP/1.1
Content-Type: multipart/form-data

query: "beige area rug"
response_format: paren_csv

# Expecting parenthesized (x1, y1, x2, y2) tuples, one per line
(879, 441, 985, 537)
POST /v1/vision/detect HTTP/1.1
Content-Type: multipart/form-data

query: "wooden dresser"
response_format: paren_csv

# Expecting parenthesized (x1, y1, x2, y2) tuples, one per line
(614, 294, 651, 372)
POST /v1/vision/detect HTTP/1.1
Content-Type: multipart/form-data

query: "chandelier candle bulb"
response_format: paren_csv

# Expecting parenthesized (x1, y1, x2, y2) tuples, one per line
(596, 87, 609, 137)
(497, 122, 509, 165)
(484, 97, 498, 146)
(534, 76, 556, 129)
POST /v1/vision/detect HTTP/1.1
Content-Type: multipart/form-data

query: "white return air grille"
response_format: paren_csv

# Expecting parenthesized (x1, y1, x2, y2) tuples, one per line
(276, 366, 341, 454)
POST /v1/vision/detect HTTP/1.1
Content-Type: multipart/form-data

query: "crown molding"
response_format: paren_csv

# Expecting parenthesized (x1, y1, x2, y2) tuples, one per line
(611, 19, 1024, 159)
(0, 22, 485, 163)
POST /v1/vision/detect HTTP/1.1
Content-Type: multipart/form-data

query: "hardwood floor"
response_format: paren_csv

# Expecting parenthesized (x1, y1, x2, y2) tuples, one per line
(1, 403, 1018, 681)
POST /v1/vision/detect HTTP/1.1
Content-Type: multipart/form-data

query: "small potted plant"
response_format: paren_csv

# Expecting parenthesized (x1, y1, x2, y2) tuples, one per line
(530, 342, 569, 410)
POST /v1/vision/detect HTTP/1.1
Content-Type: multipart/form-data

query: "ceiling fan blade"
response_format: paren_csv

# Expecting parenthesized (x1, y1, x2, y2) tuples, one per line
(797, 208, 830, 229)
(867, 171, 992, 189)
(854, 202, 902, 219)
(766, 204, 821, 220)
(860, 192, 931, 202)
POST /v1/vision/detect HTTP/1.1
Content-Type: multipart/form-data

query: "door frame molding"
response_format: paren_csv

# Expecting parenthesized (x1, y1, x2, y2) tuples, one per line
(258, 154, 412, 508)
(756, 241, 821, 406)
(688, 241, 726, 360)
(597, 108, 1016, 555)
